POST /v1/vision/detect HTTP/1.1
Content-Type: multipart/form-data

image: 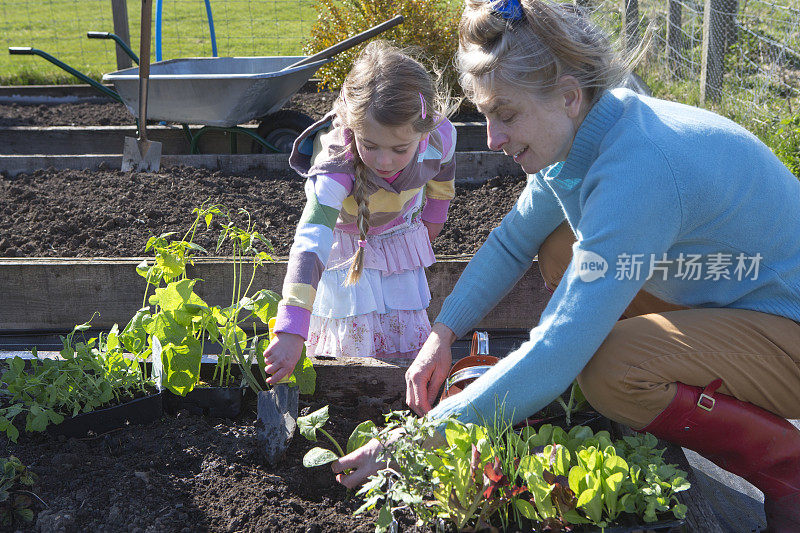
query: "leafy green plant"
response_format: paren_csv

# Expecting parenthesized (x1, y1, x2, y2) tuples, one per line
(0, 456, 40, 526)
(0, 318, 150, 441)
(342, 408, 689, 532)
(303, 0, 461, 94)
(125, 204, 316, 396)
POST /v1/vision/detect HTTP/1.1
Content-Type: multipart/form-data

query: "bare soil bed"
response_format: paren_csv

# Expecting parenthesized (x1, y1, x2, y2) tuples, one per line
(0, 167, 525, 258)
(0, 89, 483, 127)
(3, 395, 388, 533)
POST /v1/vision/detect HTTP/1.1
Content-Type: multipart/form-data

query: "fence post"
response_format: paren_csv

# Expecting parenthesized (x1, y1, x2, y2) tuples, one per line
(111, 0, 132, 70)
(700, 0, 737, 102)
(666, 0, 685, 78)
(621, 0, 640, 52)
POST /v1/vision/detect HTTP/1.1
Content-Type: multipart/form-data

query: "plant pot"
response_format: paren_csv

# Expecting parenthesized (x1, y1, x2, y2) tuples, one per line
(162, 386, 245, 418)
(48, 391, 164, 439)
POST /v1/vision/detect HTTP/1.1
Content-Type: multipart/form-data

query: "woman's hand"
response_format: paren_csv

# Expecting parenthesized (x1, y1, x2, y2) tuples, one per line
(333, 428, 446, 489)
(263, 332, 304, 385)
(422, 220, 444, 242)
(331, 437, 385, 489)
(405, 323, 456, 415)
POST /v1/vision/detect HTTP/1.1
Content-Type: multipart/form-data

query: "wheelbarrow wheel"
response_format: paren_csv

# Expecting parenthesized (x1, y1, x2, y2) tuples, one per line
(252, 110, 315, 153)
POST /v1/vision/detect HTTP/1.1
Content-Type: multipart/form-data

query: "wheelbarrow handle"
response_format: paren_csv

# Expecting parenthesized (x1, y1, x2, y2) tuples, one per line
(8, 47, 34, 55)
(283, 15, 404, 71)
(87, 31, 140, 65)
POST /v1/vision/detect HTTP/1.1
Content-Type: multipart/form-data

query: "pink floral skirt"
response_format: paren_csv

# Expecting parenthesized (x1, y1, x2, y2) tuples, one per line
(306, 221, 434, 362)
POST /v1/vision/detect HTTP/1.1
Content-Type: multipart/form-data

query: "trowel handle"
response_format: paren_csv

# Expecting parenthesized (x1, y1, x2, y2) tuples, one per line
(283, 15, 404, 71)
(138, 0, 153, 141)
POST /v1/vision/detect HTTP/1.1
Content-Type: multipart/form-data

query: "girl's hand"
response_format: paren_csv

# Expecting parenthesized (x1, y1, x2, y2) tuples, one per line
(263, 332, 304, 385)
(422, 220, 444, 241)
(405, 323, 456, 415)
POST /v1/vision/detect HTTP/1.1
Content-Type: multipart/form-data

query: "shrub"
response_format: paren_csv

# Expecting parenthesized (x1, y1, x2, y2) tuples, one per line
(302, 0, 462, 96)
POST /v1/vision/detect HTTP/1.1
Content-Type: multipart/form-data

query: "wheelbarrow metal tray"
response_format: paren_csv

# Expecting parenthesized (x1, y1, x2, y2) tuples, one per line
(103, 56, 331, 127)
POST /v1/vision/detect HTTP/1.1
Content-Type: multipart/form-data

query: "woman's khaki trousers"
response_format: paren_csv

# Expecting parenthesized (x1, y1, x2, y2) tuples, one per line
(537, 222, 800, 429)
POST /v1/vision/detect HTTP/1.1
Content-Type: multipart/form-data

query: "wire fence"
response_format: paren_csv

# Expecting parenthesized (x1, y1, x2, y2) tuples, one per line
(588, 0, 799, 126)
(2, 0, 798, 129)
(0, 0, 317, 84)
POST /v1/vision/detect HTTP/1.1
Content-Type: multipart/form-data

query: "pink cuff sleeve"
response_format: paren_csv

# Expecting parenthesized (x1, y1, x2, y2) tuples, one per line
(273, 304, 311, 340)
(421, 198, 451, 224)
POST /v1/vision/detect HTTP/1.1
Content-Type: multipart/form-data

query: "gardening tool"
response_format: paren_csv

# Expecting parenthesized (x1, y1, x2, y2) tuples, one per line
(121, 0, 162, 172)
(256, 384, 299, 465)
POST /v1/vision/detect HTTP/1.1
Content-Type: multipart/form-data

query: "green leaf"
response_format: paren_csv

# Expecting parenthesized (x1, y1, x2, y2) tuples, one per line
(121, 307, 152, 357)
(155, 249, 186, 280)
(149, 279, 206, 313)
(672, 502, 688, 519)
(302, 447, 338, 467)
(375, 504, 393, 532)
(159, 338, 203, 396)
(251, 290, 281, 324)
(671, 476, 691, 492)
(576, 477, 603, 523)
(347, 420, 377, 454)
(297, 406, 329, 441)
(289, 351, 316, 395)
(513, 498, 539, 520)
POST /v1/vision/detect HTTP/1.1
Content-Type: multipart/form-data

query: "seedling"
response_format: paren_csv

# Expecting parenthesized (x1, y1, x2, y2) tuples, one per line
(298, 405, 375, 467)
(0, 456, 43, 526)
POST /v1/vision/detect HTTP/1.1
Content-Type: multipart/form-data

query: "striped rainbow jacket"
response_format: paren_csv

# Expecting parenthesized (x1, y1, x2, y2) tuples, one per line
(273, 112, 457, 338)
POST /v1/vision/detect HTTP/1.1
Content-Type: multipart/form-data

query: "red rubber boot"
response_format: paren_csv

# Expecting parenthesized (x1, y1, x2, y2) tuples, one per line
(639, 379, 800, 532)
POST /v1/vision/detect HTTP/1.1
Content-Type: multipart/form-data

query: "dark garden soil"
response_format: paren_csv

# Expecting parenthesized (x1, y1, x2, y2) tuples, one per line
(0, 167, 525, 258)
(0, 89, 483, 127)
(2, 396, 391, 533)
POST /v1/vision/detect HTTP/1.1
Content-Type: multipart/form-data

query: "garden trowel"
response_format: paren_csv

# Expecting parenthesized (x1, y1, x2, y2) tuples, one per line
(121, 0, 162, 172)
(256, 384, 300, 465)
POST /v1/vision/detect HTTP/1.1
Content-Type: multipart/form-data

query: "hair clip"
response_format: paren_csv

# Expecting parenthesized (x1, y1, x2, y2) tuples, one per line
(419, 93, 427, 119)
(358, 239, 367, 248)
(492, 0, 524, 21)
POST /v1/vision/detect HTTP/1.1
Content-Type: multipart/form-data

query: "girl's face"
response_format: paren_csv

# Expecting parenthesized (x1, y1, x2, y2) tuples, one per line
(354, 114, 423, 178)
(478, 79, 585, 175)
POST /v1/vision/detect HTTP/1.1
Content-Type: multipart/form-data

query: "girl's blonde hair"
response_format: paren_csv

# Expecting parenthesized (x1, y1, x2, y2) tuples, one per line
(457, 0, 632, 107)
(335, 40, 452, 286)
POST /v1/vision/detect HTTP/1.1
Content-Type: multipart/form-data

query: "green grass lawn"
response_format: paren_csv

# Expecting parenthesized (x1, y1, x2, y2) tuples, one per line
(0, 0, 318, 85)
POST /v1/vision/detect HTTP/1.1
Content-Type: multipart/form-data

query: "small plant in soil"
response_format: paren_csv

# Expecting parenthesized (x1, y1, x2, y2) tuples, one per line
(0, 456, 40, 526)
(556, 381, 589, 427)
(306, 404, 690, 532)
(298, 405, 376, 467)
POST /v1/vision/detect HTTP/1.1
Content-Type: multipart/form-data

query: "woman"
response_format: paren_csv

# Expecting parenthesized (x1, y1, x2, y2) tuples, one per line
(333, 0, 800, 529)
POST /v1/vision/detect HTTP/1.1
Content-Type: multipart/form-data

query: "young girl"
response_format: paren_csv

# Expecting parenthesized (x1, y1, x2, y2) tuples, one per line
(263, 40, 457, 382)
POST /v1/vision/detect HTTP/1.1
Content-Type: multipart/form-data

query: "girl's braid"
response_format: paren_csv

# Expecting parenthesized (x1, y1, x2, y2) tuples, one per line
(344, 137, 371, 286)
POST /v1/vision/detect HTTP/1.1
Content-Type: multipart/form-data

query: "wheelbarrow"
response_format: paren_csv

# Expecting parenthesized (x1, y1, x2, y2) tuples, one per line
(8, 15, 404, 154)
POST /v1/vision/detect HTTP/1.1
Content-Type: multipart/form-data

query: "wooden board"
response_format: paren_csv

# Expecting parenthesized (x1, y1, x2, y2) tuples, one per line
(0, 123, 488, 156)
(0, 258, 548, 333)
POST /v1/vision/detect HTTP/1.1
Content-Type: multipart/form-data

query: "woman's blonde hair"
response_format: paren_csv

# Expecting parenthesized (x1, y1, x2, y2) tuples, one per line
(335, 40, 453, 286)
(457, 0, 633, 107)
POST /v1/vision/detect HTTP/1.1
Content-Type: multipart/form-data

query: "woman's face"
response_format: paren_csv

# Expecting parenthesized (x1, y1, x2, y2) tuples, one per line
(354, 114, 423, 178)
(477, 79, 584, 175)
